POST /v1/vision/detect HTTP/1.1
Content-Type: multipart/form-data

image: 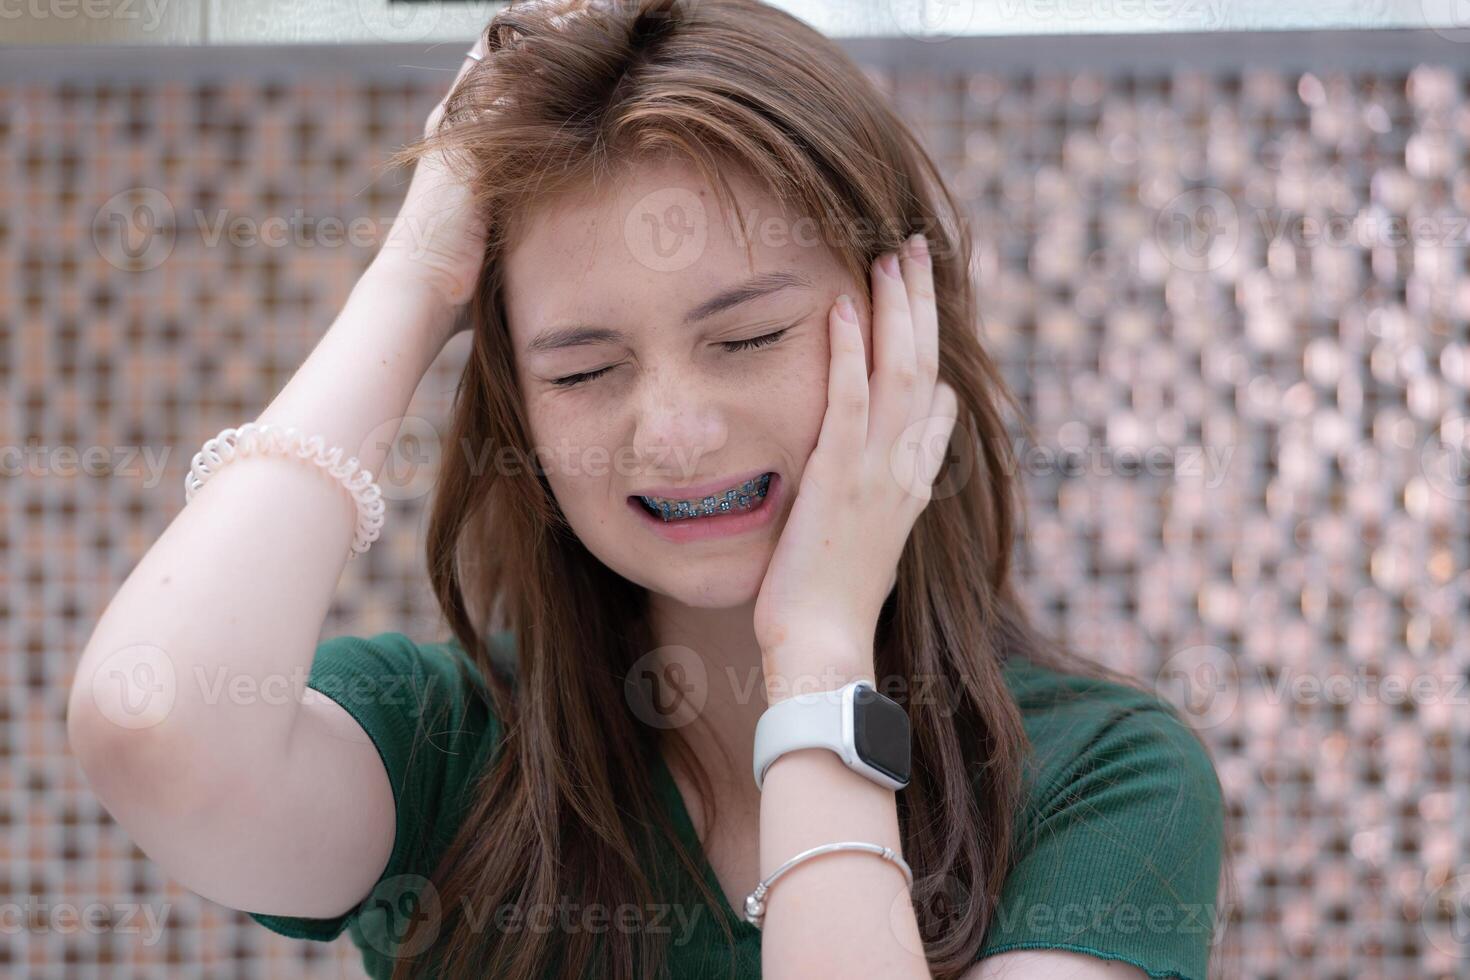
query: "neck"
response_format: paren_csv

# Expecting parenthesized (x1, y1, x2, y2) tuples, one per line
(645, 591, 769, 799)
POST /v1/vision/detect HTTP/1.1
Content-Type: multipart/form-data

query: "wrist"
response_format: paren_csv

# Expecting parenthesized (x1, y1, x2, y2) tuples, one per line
(359, 257, 463, 347)
(761, 632, 875, 705)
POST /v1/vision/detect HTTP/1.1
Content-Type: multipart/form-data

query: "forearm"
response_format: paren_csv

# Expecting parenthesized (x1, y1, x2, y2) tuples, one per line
(68, 261, 454, 783)
(757, 642, 931, 980)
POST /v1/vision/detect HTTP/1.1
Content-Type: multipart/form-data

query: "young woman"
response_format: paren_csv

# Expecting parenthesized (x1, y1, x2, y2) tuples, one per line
(68, 2, 1228, 979)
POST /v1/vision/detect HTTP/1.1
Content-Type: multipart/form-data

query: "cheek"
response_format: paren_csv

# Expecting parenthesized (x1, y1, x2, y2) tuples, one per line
(774, 332, 838, 460)
(527, 389, 614, 449)
(522, 400, 614, 505)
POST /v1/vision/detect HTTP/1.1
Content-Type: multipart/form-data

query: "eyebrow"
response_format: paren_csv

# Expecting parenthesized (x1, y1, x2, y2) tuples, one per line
(525, 270, 815, 354)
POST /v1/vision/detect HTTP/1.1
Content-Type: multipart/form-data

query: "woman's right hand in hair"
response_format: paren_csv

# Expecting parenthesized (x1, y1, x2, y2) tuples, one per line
(370, 34, 491, 339)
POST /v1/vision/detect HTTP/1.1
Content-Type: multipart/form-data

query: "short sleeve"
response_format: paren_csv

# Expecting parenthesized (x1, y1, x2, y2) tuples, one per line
(977, 703, 1225, 980)
(245, 631, 498, 943)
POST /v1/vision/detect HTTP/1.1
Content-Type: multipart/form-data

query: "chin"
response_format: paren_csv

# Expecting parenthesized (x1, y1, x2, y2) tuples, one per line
(620, 552, 768, 608)
(651, 575, 763, 609)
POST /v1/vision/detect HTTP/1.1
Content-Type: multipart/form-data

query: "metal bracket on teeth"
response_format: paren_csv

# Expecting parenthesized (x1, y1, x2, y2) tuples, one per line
(645, 473, 771, 522)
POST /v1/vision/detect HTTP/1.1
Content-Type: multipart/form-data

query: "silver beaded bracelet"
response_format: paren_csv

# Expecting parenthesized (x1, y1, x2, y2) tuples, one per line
(742, 840, 914, 929)
(182, 422, 387, 561)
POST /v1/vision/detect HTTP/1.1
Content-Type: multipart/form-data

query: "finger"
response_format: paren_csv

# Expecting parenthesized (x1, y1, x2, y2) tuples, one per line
(426, 34, 489, 137)
(914, 380, 959, 494)
(867, 246, 916, 452)
(815, 294, 870, 464)
(902, 233, 939, 428)
(422, 38, 480, 138)
(450, 33, 488, 96)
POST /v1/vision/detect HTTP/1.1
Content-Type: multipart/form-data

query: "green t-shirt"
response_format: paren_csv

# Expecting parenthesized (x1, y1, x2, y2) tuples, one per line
(245, 631, 1224, 980)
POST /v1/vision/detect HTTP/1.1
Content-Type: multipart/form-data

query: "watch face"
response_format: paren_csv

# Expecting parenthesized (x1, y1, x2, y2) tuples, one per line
(852, 684, 911, 785)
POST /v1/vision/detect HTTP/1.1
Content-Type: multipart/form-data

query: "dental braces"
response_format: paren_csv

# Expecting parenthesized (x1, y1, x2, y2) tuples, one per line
(639, 472, 773, 522)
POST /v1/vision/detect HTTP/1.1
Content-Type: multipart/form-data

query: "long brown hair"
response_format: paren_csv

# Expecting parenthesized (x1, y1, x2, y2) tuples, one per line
(383, 1, 1234, 978)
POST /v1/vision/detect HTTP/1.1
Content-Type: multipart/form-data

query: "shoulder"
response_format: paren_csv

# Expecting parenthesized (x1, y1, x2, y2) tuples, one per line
(305, 629, 487, 693)
(980, 657, 1226, 980)
(302, 628, 508, 787)
(999, 656, 1222, 819)
(301, 630, 500, 752)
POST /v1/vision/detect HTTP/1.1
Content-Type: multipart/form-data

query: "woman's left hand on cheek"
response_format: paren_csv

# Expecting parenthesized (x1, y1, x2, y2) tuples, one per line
(753, 233, 958, 685)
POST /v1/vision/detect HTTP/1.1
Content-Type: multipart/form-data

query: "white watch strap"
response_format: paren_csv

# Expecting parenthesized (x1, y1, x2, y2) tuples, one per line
(751, 685, 849, 790)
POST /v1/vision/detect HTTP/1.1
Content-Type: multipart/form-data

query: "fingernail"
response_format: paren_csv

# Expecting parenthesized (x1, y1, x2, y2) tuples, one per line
(835, 294, 856, 322)
(880, 252, 901, 278)
(909, 233, 929, 262)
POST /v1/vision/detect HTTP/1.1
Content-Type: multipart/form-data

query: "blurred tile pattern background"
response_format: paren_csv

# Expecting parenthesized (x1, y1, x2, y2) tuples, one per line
(3, 43, 1469, 980)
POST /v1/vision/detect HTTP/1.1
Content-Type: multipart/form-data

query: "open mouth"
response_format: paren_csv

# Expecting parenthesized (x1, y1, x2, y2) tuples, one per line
(632, 472, 776, 523)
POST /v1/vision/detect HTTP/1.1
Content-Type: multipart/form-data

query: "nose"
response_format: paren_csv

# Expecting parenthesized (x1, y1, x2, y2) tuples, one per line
(629, 365, 730, 480)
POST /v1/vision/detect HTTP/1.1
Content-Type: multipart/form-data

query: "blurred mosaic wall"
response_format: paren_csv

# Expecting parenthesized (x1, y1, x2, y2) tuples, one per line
(4, 43, 1469, 980)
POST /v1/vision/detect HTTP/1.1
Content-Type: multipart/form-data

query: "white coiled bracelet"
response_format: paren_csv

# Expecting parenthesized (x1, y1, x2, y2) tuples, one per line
(183, 422, 387, 560)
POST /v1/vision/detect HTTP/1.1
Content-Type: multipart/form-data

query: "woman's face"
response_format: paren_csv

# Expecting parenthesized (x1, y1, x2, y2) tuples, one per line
(502, 155, 871, 609)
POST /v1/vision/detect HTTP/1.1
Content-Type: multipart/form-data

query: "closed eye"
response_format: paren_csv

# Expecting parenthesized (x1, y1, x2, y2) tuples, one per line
(717, 327, 790, 353)
(549, 327, 792, 388)
(549, 366, 614, 388)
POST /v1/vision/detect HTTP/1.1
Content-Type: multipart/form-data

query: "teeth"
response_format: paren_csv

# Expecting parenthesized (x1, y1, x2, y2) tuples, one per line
(638, 473, 773, 522)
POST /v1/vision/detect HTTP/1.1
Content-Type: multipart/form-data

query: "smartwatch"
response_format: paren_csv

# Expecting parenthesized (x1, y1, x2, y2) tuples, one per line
(752, 679, 911, 791)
